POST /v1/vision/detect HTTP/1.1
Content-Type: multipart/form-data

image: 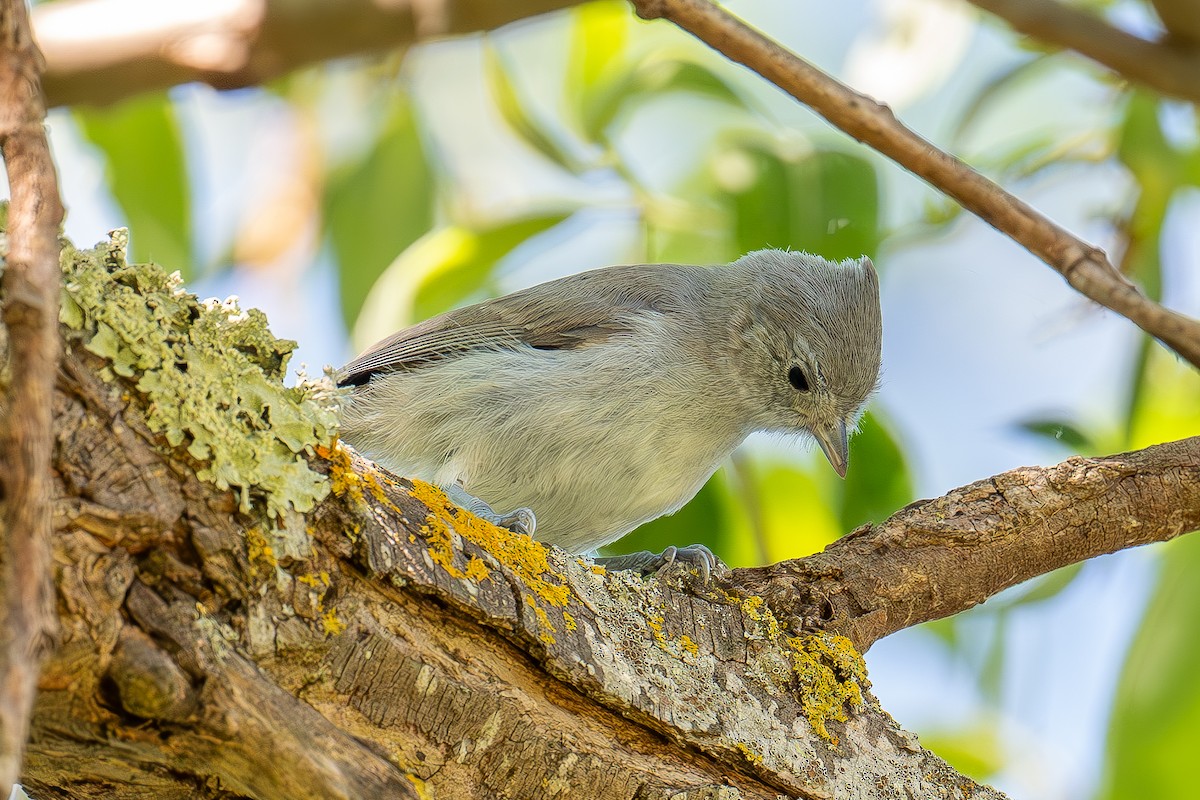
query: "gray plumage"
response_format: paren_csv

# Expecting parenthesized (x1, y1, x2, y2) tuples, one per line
(337, 249, 882, 555)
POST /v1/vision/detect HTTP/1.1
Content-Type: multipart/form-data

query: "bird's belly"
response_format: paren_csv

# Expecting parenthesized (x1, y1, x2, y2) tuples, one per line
(341, 351, 741, 553)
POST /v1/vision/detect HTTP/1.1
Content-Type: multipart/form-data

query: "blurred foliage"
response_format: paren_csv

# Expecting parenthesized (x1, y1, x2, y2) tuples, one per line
(1100, 533, 1200, 800)
(62, 0, 1200, 794)
(324, 96, 433, 327)
(920, 720, 1006, 782)
(76, 95, 192, 277)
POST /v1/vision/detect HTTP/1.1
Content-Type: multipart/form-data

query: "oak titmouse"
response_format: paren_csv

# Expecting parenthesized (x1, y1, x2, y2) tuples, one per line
(338, 249, 882, 570)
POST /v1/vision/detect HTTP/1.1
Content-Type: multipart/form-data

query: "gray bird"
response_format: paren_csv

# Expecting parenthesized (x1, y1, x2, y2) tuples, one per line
(337, 249, 882, 573)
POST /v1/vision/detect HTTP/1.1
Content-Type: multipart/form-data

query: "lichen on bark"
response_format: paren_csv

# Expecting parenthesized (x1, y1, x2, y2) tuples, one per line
(58, 228, 338, 519)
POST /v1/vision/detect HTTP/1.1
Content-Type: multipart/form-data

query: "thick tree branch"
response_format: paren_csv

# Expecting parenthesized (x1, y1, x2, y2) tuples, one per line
(738, 437, 1200, 652)
(22, 236, 1015, 798)
(0, 0, 64, 794)
(630, 0, 1200, 370)
(33, 0, 583, 108)
(965, 0, 1200, 104)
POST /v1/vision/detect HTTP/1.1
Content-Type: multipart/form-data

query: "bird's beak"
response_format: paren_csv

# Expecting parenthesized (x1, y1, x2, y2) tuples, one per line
(812, 419, 849, 478)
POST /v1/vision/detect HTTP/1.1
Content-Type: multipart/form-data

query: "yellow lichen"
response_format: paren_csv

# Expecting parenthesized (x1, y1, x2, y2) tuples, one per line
(738, 594, 781, 639)
(244, 526, 277, 574)
(647, 614, 668, 650)
(296, 572, 330, 588)
(321, 608, 346, 636)
(406, 775, 431, 800)
(317, 441, 404, 516)
(680, 634, 699, 658)
(786, 632, 868, 744)
(576, 558, 606, 576)
(464, 556, 490, 582)
(408, 479, 569, 608)
(526, 595, 557, 645)
(735, 741, 764, 766)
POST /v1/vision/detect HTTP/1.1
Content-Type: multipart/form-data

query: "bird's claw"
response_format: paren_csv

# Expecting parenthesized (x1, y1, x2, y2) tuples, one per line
(444, 484, 536, 537)
(495, 507, 536, 537)
(595, 543, 722, 582)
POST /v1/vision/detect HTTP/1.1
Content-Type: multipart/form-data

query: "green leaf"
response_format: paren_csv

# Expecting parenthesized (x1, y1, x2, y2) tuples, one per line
(351, 213, 573, 350)
(750, 458, 843, 562)
(1127, 343, 1200, 449)
(410, 214, 570, 321)
(716, 140, 881, 261)
(952, 54, 1055, 144)
(581, 55, 751, 143)
(484, 40, 582, 172)
(1117, 91, 1180, 190)
(566, 0, 630, 141)
(921, 720, 1005, 781)
(839, 411, 913, 532)
(76, 96, 192, 277)
(1015, 418, 1097, 454)
(324, 96, 433, 328)
(1100, 535, 1200, 799)
(1003, 563, 1082, 607)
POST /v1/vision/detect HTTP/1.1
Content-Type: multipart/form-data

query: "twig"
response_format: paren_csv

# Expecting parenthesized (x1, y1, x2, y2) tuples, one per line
(735, 437, 1200, 651)
(1149, 0, 1200, 48)
(630, 0, 1200, 370)
(967, 0, 1200, 104)
(0, 0, 64, 792)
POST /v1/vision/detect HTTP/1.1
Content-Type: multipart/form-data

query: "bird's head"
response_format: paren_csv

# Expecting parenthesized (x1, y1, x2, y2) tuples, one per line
(728, 250, 882, 477)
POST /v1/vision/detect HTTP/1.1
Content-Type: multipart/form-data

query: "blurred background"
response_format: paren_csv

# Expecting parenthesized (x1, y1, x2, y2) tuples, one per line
(19, 0, 1200, 796)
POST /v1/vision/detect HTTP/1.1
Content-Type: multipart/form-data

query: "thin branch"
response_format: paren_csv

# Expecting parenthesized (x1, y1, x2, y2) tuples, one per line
(735, 437, 1200, 652)
(0, 0, 65, 792)
(966, 0, 1200, 104)
(630, 0, 1200, 370)
(1148, 0, 1200, 48)
(33, 0, 583, 108)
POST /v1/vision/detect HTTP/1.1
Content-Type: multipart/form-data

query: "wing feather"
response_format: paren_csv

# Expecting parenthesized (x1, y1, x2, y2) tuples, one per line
(337, 263, 699, 387)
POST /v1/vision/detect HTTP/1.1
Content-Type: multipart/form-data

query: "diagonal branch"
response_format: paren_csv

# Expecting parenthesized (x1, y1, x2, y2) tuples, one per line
(0, 0, 65, 792)
(735, 437, 1200, 652)
(966, 0, 1200, 104)
(1150, 0, 1200, 47)
(629, 0, 1200, 371)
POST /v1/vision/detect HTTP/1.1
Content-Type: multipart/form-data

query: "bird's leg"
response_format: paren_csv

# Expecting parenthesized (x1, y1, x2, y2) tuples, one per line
(595, 544, 722, 582)
(444, 483, 537, 537)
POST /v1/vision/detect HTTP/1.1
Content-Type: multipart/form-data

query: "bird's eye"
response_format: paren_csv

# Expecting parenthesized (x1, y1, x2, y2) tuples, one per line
(788, 365, 810, 392)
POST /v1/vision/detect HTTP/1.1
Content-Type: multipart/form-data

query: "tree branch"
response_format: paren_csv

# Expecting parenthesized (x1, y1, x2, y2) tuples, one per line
(629, 0, 1200, 370)
(26, 235, 1015, 798)
(737, 437, 1200, 652)
(1148, 0, 1200, 47)
(33, 0, 583, 108)
(0, 0, 64, 793)
(965, 0, 1200, 104)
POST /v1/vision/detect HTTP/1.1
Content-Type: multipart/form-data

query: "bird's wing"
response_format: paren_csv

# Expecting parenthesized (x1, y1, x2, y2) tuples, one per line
(337, 264, 695, 387)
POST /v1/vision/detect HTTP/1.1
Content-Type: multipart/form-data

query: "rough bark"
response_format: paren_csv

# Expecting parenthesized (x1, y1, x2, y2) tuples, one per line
(33, 0, 584, 108)
(7, 238, 1020, 799)
(738, 438, 1200, 651)
(1, 234, 1192, 799)
(0, 0, 64, 793)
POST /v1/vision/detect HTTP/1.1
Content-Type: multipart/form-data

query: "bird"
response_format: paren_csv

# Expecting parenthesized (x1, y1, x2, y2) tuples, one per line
(337, 249, 882, 574)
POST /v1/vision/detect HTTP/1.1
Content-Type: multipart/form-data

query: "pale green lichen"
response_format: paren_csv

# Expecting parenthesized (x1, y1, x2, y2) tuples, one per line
(59, 229, 338, 519)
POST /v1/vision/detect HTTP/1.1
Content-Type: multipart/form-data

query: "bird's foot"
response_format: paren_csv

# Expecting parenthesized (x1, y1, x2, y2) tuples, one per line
(444, 484, 536, 537)
(595, 544, 722, 582)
